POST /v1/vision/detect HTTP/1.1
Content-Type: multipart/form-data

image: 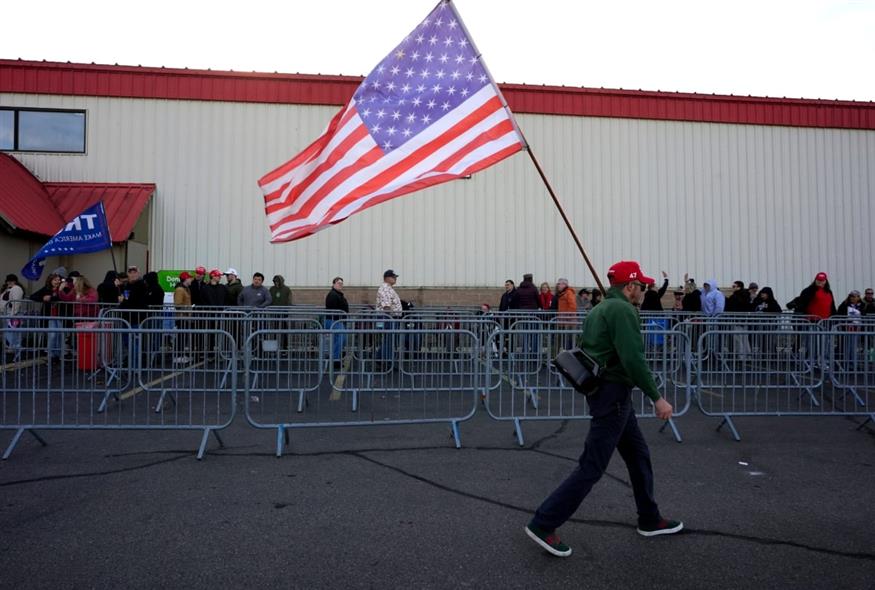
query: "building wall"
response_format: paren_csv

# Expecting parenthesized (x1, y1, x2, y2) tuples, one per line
(2, 92, 873, 302)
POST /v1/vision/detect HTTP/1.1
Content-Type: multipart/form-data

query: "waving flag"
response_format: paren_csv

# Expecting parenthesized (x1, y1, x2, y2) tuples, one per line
(258, 0, 525, 242)
(21, 202, 112, 280)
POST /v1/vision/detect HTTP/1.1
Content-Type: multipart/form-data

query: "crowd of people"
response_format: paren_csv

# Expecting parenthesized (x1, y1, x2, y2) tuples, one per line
(493, 271, 875, 321)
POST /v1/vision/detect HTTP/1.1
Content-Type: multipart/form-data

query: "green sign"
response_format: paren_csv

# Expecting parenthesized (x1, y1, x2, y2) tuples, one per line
(157, 270, 190, 293)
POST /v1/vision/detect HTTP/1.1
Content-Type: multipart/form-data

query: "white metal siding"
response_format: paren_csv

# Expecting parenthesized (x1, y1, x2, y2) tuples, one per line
(2, 92, 873, 302)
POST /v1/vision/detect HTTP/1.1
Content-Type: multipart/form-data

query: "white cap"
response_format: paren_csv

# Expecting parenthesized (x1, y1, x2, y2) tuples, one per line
(224, 268, 238, 276)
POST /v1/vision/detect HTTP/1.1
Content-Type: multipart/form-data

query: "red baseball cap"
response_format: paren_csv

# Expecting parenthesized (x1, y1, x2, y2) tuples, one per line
(815, 272, 828, 281)
(607, 260, 655, 286)
(195, 266, 206, 275)
(179, 272, 193, 281)
(209, 268, 223, 278)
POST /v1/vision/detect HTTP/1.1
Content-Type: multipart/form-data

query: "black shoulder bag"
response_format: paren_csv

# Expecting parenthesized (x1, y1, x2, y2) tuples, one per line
(553, 348, 601, 395)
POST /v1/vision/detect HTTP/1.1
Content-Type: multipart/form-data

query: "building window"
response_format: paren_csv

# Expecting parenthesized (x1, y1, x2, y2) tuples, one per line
(0, 108, 86, 153)
(0, 110, 12, 150)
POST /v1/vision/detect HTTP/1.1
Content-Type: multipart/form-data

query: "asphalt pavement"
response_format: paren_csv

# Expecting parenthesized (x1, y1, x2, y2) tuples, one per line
(1, 410, 873, 589)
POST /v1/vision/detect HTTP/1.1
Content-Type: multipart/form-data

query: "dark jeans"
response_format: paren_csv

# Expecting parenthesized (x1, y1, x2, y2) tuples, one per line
(530, 382, 661, 531)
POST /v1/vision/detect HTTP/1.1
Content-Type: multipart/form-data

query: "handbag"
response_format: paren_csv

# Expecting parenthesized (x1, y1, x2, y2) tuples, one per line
(553, 347, 601, 395)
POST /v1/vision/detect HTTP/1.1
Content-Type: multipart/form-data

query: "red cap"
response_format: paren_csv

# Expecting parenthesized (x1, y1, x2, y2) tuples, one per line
(209, 269, 223, 278)
(195, 266, 206, 275)
(815, 272, 828, 281)
(179, 272, 193, 281)
(607, 261, 655, 286)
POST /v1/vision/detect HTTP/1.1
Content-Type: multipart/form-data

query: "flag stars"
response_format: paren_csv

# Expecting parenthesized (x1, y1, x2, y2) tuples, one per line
(427, 99, 436, 109)
(401, 83, 411, 93)
(435, 69, 446, 79)
(386, 81, 396, 91)
(371, 79, 381, 89)
(376, 109, 386, 119)
(406, 113, 416, 123)
(421, 114, 432, 124)
(435, 17, 443, 27)
(402, 128, 412, 137)
(469, 56, 479, 65)
(479, 74, 488, 83)
(425, 52, 434, 63)
(383, 140, 393, 149)
(460, 88, 469, 97)
(390, 65, 400, 75)
(455, 54, 465, 64)
(448, 19, 458, 29)
(439, 53, 449, 64)
(441, 101, 451, 111)
(451, 70, 460, 80)
(444, 36, 454, 47)
(372, 123, 382, 134)
(432, 83, 442, 93)
(387, 126, 397, 136)
(458, 38, 468, 48)
(392, 110, 401, 120)
(411, 51, 420, 61)
(465, 72, 474, 81)
(429, 35, 438, 45)
(416, 84, 426, 93)
(447, 86, 456, 95)
(397, 98, 407, 106)
(405, 68, 415, 78)
(415, 33, 425, 43)
(420, 68, 430, 78)
(412, 96, 422, 107)
(394, 50, 405, 60)
(377, 65, 385, 74)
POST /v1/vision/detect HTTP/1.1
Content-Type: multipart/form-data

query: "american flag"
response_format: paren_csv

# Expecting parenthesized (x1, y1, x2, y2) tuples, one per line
(258, 0, 525, 243)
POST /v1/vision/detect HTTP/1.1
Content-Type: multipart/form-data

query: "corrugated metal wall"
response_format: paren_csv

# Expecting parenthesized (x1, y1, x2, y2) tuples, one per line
(2, 92, 873, 302)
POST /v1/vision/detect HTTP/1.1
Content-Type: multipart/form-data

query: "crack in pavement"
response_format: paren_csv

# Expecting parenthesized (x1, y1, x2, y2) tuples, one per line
(0, 455, 188, 487)
(347, 450, 875, 563)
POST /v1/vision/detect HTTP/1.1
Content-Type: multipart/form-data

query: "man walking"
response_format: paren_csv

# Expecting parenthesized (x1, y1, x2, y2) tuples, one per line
(525, 261, 682, 558)
(376, 270, 403, 363)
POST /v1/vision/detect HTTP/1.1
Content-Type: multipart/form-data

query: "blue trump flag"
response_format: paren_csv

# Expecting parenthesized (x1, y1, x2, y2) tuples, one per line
(22, 202, 112, 280)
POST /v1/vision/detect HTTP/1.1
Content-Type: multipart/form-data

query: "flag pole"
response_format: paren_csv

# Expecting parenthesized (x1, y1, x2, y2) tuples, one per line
(444, 0, 606, 294)
(100, 201, 118, 274)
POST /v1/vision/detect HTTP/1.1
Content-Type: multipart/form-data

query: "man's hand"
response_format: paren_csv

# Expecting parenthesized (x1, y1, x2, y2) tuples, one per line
(661, 271, 668, 279)
(654, 398, 673, 420)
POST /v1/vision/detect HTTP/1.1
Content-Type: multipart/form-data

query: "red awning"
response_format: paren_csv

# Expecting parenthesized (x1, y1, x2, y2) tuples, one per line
(43, 183, 155, 242)
(0, 153, 66, 234)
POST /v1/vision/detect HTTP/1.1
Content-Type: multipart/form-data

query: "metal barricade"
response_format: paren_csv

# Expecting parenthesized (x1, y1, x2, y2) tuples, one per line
(694, 325, 875, 440)
(1, 325, 236, 460)
(243, 327, 481, 456)
(484, 325, 691, 445)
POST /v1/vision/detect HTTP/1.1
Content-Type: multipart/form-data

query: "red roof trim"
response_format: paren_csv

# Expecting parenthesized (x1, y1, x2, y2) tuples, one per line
(0, 153, 66, 235)
(2, 59, 874, 130)
(43, 182, 155, 243)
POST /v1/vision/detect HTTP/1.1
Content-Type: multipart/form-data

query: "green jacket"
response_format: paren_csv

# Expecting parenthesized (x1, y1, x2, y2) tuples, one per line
(225, 279, 243, 306)
(579, 287, 661, 401)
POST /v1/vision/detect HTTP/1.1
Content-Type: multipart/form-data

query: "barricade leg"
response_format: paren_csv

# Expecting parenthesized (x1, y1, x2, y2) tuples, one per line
(450, 420, 461, 449)
(276, 425, 286, 458)
(716, 416, 741, 441)
(658, 418, 683, 443)
(856, 415, 873, 430)
(513, 418, 525, 447)
(3, 428, 48, 460)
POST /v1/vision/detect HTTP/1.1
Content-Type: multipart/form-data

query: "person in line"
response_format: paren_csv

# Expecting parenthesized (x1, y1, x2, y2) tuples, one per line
(641, 271, 669, 311)
(238, 273, 272, 308)
(2, 274, 25, 358)
(172, 272, 194, 364)
(576, 288, 592, 312)
(753, 287, 782, 313)
(590, 289, 603, 307)
(789, 272, 836, 320)
(190, 266, 207, 306)
(376, 269, 403, 364)
(270, 275, 292, 306)
(748, 282, 760, 306)
(119, 266, 149, 325)
(725, 281, 752, 312)
(525, 261, 682, 558)
(73, 275, 99, 318)
(701, 279, 725, 317)
(98, 270, 124, 305)
(29, 274, 63, 358)
(863, 288, 875, 315)
(671, 288, 685, 311)
(538, 282, 553, 311)
(514, 273, 541, 311)
(836, 290, 865, 368)
(499, 280, 516, 312)
(325, 276, 350, 365)
(200, 269, 228, 308)
(681, 275, 702, 312)
(224, 268, 243, 307)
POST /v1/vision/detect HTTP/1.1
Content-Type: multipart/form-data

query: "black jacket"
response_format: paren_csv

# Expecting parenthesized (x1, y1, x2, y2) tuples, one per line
(200, 283, 228, 308)
(190, 279, 206, 306)
(753, 288, 782, 313)
(641, 279, 669, 311)
(681, 289, 702, 312)
(97, 271, 120, 304)
(725, 290, 752, 313)
(790, 284, 837, 317)
(325, 288, 349, 317)
(29, 285, 59, 315)
(499, 289, 516, 312)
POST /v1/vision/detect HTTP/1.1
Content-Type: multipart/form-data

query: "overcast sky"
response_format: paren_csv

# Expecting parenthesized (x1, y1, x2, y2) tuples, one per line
(2, 0, 873, 101)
